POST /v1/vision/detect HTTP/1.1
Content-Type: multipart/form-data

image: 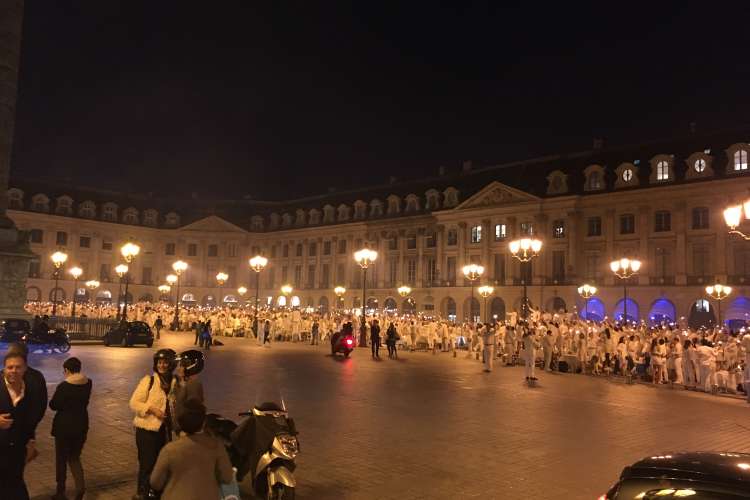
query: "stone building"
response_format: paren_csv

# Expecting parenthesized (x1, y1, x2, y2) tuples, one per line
(10, 130, 750, 326)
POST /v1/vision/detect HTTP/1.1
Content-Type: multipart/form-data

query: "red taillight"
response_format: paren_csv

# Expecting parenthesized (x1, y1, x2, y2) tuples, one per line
(346, 339, 353, 346)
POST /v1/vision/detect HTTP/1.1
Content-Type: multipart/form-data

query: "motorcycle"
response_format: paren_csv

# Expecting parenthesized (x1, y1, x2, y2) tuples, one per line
(330, 331, 355, 357)
(206, 402, 300, 500)
(22, 328, 71, 353)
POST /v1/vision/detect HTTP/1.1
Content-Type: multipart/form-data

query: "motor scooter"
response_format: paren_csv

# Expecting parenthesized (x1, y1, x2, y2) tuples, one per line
(330, 330, 355, 357)
(22, 328, 71, 353)
(206, 402, 300, 500)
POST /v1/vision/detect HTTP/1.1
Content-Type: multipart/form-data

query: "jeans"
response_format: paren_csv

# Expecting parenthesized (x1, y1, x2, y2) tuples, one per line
(55, 435, 86, 494)
(136, 426, 167, 495)
(371, 340, 380, 357)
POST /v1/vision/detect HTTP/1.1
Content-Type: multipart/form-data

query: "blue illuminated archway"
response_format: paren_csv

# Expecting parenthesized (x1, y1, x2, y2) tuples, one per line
(725, 296, 750, 330)
(648, 298, 676, 326)
(579, 297, 605, 321)
(614, 298, 639, 323)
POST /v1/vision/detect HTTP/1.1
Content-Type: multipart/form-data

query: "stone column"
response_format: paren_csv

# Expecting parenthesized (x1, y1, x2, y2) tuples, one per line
(533, 213, 547, 284)
(638, 206, 650, 286)
(0, 1, 34, 317)
(435, 225, 444, 286)
(457, 222, 467, 284)
(673, 201, 687, 285)
(416, 227, 424, 287)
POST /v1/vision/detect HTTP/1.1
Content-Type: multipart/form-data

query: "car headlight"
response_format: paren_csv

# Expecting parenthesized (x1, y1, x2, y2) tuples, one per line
(277, 434, 299, 458)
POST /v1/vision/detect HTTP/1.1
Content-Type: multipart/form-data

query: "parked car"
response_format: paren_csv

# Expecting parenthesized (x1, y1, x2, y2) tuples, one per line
(601, 452, 750, 499)
(103, 321, 154, 347)
(0, 318, 32, 343)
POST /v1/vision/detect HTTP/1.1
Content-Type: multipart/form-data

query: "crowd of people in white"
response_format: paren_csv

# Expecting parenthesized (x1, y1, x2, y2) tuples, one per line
(24, 300, 750, 402)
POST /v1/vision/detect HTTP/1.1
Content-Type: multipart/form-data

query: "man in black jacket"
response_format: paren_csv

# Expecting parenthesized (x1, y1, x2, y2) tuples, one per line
(49, 357, 92, 500)
(370, 319, 381, 358)
(0, 351, 35, 500)
(8, 343, 47, 435)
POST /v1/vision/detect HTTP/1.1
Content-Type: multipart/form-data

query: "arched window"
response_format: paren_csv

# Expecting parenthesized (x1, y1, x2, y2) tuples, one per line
(656, 160, 669, 181)
(79, 201, 96, 219)
(734, 150, 748, 171)
(102, 203, 118, 221)
(7, 189, 23, 209)
(165, 212, 180, 227)
(694, 158, 706, 172)
(143, 209, 158, 227)
(122, 207, 139, 225)
(370, 199, 383, 217)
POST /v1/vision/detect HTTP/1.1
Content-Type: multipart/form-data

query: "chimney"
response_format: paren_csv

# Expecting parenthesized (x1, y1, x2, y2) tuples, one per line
(592, 137, 605, 150)
(438, 165, 446, 176)
(462, 160, 472, 172)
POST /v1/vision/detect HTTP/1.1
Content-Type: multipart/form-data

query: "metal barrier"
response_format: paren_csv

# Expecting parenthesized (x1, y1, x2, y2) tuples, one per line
(48, 317, 117, 341)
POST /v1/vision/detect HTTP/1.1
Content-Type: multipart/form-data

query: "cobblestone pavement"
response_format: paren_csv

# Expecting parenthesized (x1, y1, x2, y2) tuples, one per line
(17, 332, 750, 500)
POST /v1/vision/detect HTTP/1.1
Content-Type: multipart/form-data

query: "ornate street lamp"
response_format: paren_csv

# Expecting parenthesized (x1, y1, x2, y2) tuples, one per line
(334, 286, 346, 312)
(50, 251, 68, 316)
(509, 238, 542, 319)
(249, 255, 268, 336)
(120, 242, 140, 321)
(215, 271, 228, 308)
(158, 284, 171, 301)
(354, 248, 377, 347)
(461, 263, 484, 322)
(237, 286, 247, 305)
(478, 285, 494, 323)
(85, 279, 100, 318)
(397, 285, 411, 297)
(705, 283, 732, 328)
(724, 203, 750, 240)
(115, 264, 129, 321)
(68, 266, 82, 320)
(610, 257, 641, 323)
(577, 283, 598, 320)
(171, 260, 188, 330)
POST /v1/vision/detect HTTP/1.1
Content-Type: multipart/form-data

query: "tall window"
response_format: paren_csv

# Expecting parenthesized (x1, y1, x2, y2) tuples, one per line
(296, 244, 303, 257)
(227, 243, 238, 257)
(387, 259, 398, 285)
(30, 229, 43, 244)
(407, 234, 417, 249)
(654, 211, 671, 232)
(79, 236, 91, 248)
(655, 247, 671, 278)
(734, 149, 748, 171)
(691, 207, 709, 230)
(28, 261, 40, 278)
(56, 231, 68, 246)
(552, 251, 565, 282)
(321, 264, 330, 288)
(585, 254, 600, 281)
(165, 243, 175, 255)
(470, 225, 482, 243)
(187, 243, 197, 256)
(99, 264, 111, 282)
(294, 265, 302, 287)
(406, 259, 416, 285)
(520, 222, 534, 236)
(692, 244, 709, 277)
(656, 160, 669, 180)
(307, 265, 315, 288)
(447, 229, 457, 246)
(338, 240, 347, 254)
(586, 171, 603, 191)
(309, 242, 317, 256)
(587, 217, 602, 237)
(283, 244, 289, 258)
(493, 254, 505, 282)
(494, 224, 506, 240)
(620, 214, 635, 234)
(323, 241, 331, 255)
(207, 244, 218, 257)
(142, 267, 152, 284)
(446, 257, 456, 285)
(427, 258, 437, 284)
(388, 237, 397, 250)
(552, 220, 565, 238)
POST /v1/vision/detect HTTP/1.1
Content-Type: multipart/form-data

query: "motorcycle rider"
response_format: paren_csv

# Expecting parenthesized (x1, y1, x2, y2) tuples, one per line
(129, 349, 176, 500)
(172, 350, 205, 436)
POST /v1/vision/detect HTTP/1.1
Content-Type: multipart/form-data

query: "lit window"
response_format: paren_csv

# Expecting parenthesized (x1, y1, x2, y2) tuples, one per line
(622, 168, 633, 182)
(695, 299, 710, 313)
(656, 160, 669, 181)
(734, 150, 748, 171)
(520, 222, 534, 235)
(494, 224, 506, 240)
(694, 158, 706, 173)
(552, 220, 565, 238)
(470, 225, 482, 243)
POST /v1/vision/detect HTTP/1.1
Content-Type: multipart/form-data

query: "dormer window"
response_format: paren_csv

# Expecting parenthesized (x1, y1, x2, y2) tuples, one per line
(443, 187, 459, 208)
(734, 149, 748, 171)
(685, 152, 713, 180)
(656, 161, 669, 180)
(386, 195, 401, 215)
(694, 159, 706, 173)
(102, 203, 118, 221)
(583, 165, 605, 192)
(31, 194, 49, 213)
(546, 170, 568, 195)
(323, 205, 335, 223)
(165, 212, 180, 227)
(143, 209, 158, 227)
(7, 189, 23, 209)
(354, 200, 367, 219)
(425, 189, 440, 210)
(309, 209, 321, 225)
(55, 196, 73, 216)
(251, 216, 264, 231)
(622, 168, 633, 182)
(614, 163, 639, 189)
(79, 201, 96, 219)
(295, 209, 306, 226)
(405, 194, 419, 213)
(337, 204, 350, 221)
(122, 207, 139, 225)
(370, 199, 383, 217)
(281, 213, 292, 228)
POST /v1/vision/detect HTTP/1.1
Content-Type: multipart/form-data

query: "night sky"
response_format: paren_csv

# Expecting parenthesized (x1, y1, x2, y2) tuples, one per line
(10, 2, 750, 200)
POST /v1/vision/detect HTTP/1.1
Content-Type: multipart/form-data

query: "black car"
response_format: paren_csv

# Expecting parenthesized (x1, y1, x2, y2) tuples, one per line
(103, 321, 154, 347)
(0, 318, 32, 343)
(603, 452, 750, 499)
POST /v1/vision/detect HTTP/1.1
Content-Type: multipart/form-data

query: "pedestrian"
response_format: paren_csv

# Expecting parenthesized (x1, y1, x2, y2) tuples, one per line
(154, 316, 164, 340)
(193, 321, 201, 346)
(172, 350, 205, 436)
(522, 330, 538, 382)
(386, 322, 398, 358)
(370, 319, 381, 358)
(0, 350, 36, 500)
(482, 323, 495, 372)
(542, 330, 554, 371)
(49, 357, 92, 500)
(129, 349, 176, 500)
(263, 319, 271, 345)
(200, 322, 212, 350)
(742, 331, 750, 403)
(311, 319, 319, 346)
(150, 399, 233, 500)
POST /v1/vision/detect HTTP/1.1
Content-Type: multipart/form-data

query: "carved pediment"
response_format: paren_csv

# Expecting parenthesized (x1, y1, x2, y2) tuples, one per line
(457, 182, 539, 209)
(180, 215, 248, 234)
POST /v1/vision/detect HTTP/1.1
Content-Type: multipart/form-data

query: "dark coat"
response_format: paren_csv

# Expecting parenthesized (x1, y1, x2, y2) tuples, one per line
(0, 373, 34, 447)
(370, 324, 381, 341)
(49, 373, 92, 438)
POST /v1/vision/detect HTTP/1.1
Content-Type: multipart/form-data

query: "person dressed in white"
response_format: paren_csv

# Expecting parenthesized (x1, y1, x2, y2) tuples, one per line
(542, 330, 554, 371)
(481, 324, 495, 372)
(696, 339, 717, 392)
(669, 337, 684, 385)
(652, 338, 667, 384)
(522, 330, 538, 381)
(741, 332, 750, 403)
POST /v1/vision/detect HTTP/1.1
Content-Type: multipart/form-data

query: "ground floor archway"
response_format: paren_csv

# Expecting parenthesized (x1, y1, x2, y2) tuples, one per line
(318, 296, 329, 313)
(26, 286, 41, 302)
(614, 298, 639, 322)
(546, 296, 566, 313)
(95, 290, 112, 303)
(648, 298, 676, 326)
(383, 297, 397, 311)
(441, 297, 456, 320)
(402, 297, 416, 314)
(49, 287, 66, 302)
(724, 296, 750, 330)
(688, 299, 716, 329)
(463, 297, 480, 322)
(490, 297, 506, 321)
(580, 297, 605, 321)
